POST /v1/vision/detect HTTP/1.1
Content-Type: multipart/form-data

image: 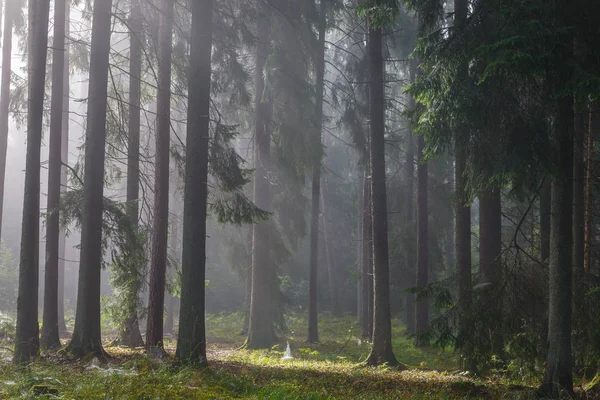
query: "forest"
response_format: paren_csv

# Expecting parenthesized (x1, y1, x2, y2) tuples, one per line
(0, 0, 598, 398)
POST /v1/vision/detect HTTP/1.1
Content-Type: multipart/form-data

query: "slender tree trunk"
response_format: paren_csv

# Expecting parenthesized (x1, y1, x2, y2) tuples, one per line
(573, 101, 585, 279)
(357, 175, 364, 322)
(415, 134, 429, 346)
(361, 172, 373, 340)
(478, 188, 503, 355)
(14, 0, 50, 364)
(0, 0, 14, 244)
(175, 0, 213, 364)
(541, 81, 574, 398)
(246, 4, 276, 349)
(41, 0, 67, 350)
(116, 0, 144, 348)
(405, 60, 416, 336)
(66, 0, 113, 358)
(146, 0, 175, 352)
(584, 101, 596, 273)
(540, 181, 551, 262)
(366, 25, 399, 367)
(242, 227, 252, 334)
(58, 3, 70, 336)
(446, 160, 455, 272)
(308, 0, 327, 343)
(453, 0, 473, 371)
(164, 215, 178, 336)
(321, 177, 340, 316)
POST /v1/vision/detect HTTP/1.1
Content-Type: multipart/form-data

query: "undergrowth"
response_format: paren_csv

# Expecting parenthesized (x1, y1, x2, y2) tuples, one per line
(0, 314, 545, 399)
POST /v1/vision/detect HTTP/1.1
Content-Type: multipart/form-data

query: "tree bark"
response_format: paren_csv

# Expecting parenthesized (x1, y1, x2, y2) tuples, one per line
(116, 0, 145, 348)
(164, 215, 178, 336)
(361, 171, 373, 340)
(478, 188, 502, 354)
(308, 0, 327, 343)
(246, 3, 276, 349)
(540, 181, 551, 262)
(58, 2, 70, 336)
(14, 0, 50, 364)
(146, 0, 175, 352)
(541, 83, 574, 398)
(175, 0, 212, 364)
(0, 0, 14, 244)
(573, 101, 585, 280)
(366, 24, 398, 367)
(321, 177, 340, 316)
(415, 134, 429, 346)
(41, 0, 67, 350)
(584, 101, 596, 273)
(405, 58, 416, 336)
(66, 0, 113, 358)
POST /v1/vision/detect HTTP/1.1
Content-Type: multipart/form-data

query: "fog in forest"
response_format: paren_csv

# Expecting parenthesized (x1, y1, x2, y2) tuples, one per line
(0, 0, 598, 398)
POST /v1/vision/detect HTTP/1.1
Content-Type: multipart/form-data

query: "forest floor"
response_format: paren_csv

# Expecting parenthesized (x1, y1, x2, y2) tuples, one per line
(0, 314, 563, 399)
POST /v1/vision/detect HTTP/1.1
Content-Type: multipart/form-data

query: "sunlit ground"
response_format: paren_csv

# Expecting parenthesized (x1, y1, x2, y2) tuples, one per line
(0, 314, 545, 399)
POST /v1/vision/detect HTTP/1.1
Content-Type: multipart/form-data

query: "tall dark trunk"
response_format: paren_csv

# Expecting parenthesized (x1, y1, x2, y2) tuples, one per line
(415, 134, 429, 346)
(41, 0, 67, 350)
(584, 101, 596, 272)
(58, 3, 70, 336)
(453, 0, 473, 371)
(175, 0, 212, 364)
(321, 178, 340, 316)
(357, 174, 364, 322)
(540, 181, 551, 262)
(246, 4, 276, 349)
(242, 227, 252, 334)
(405, 60, 416, 336)
(361, 172, 373, 340)
(541, 81, 574, 398)
(478, 188, 503, 354)
(146, 0, 175, 352)
(365, 25, 398, 367)
(446, 161, 455, 272)
(0, 0, 14, 244)
(117, 0, 144, 348)
(14, 0, 50, 364)
(164, 214, 179, 336)
(308, 0, 327, 343)
(66, 0, 113, 358)
(573, 102, 585, 279)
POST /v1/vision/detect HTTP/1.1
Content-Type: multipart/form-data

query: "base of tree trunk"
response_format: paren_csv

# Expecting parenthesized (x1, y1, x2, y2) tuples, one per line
(111, 317, 144, 348)
(65, 339, 109, 359)
(365, 351, 406, 369)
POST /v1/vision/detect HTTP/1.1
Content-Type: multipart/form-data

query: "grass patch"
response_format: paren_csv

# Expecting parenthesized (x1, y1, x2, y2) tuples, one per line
(0, 314, 542, 399)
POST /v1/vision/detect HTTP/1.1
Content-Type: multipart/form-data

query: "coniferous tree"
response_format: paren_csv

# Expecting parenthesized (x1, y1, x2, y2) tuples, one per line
(117, 0, 144, 348)
(246, 2, 276, 349)
(67, 0, 113, 357)
(361, 172, 373, 340)
(365, 21, 398, 367)
(415, 134, 428, 345)
(308, 0, 327, 344)
(41, 0, 68, 350)
(14, 0, 51, 364)
(146, 0, 175, 353)
(175, 0, 213, 364)
(0, 0, 15, 244)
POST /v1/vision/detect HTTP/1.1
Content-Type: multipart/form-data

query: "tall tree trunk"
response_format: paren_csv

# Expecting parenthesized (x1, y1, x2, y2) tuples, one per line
(321, 177, 340, 316)
(365, 25, 398, 367)
(357, 174, 364, 322)
(573, 101, 585, 279)
(246, 4, 276, 349)
(453, 0, 473, 371)
(405, 60, 416, 336)
(14, 0, 50, 364)
(478, 188, 502, 355)
(446, 160, 455, 272)
(361, 172, 373, 340)
(117, 0, 144, 348)
(0, 0, 14, 244)
(146, 0, 175, 352)
(541, 83, 574, 398)
(415, 134, 429, 346)
(66, 0, 113, 358)
(308, 0, 327, 343)
(540, 181, 551, 262)
(41, 0, 67, 350)
(584, 101, 596, 273)
(58, 2, 70, 336)
(175, 0, 213, 365)
(164, 214, 178, 336)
